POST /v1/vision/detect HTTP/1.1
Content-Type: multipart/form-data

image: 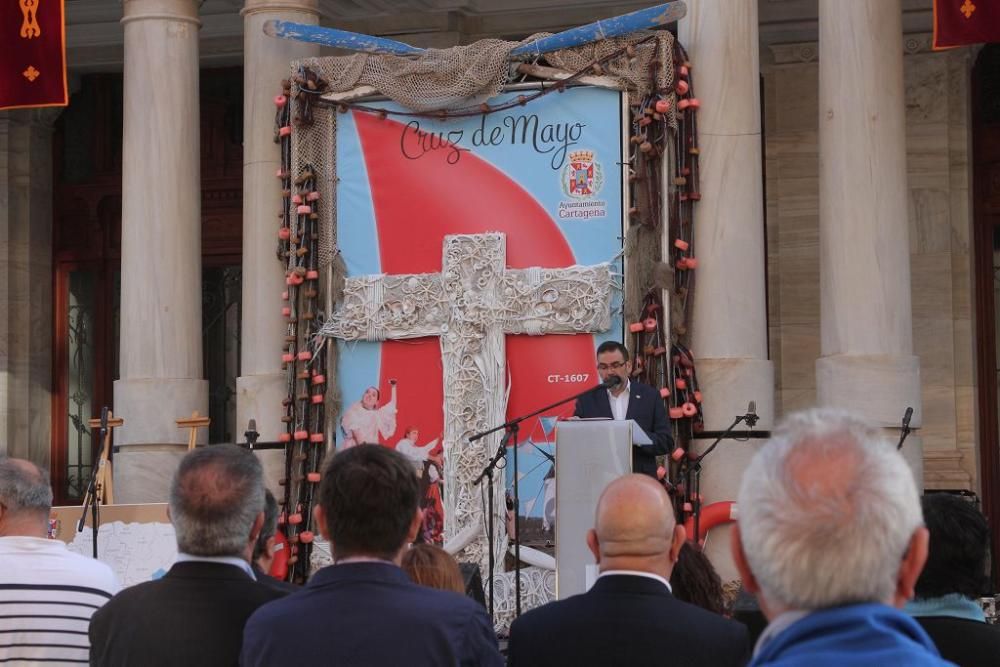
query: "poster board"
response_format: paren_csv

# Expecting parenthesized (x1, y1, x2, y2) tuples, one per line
(334, 85, 627, 544)
(50, 503, 176, 587)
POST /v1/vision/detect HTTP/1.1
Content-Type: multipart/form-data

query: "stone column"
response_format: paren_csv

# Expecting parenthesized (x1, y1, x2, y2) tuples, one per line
(816, 0, 922, 477)
(114, 0, 207, 502)
(678, 0, 774, 582)
(0, 109, 59, 465)
(237, 0, 318, 489)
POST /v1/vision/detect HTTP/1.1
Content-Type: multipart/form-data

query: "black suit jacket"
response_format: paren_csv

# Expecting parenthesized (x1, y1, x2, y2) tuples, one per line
(508, 574, 750, 667)
(251, 563, 301, 594)
(916, 616, 1000, 667)
(89, 561, 288, 667)
(573, 380, 673, 476)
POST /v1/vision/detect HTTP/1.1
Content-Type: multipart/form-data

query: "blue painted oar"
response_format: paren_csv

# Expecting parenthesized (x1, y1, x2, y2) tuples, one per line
(264, 1, 686, 60)
(509, 2, 687, 59)
(263, 20, 426, 57)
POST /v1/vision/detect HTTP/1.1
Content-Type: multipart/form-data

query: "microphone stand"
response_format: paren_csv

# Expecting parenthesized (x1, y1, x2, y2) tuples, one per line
(686, 410, 754, 543)
(897, 416, 912, 451)
(471, 380, 617, 620)
(78, 406, 109, 559)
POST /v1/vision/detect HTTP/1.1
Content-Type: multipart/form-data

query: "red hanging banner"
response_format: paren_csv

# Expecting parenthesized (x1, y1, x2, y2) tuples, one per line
(1, 0, 68, 110)
(933, 0, 1000, 49)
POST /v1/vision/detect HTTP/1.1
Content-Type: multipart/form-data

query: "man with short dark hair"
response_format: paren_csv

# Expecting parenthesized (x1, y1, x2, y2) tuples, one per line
(573, 340, 673, 476)
(0, 457, 118, 664)
(89, 445, 287, 667)
(241, 444, 502, 667)
(508, 474, 749, 666)
(251, 489, 297, 593)
(904, 493, 1000, 666)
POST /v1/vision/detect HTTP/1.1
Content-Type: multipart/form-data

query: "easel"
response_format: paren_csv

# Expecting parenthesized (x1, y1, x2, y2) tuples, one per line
(176, 411, 211, 450)
(84, 411, 123, 507)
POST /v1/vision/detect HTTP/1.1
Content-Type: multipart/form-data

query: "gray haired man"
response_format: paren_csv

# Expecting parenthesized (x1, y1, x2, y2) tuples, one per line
(0, 457, 118, 664)
(732, 408, 954, 666)
(89, 445, 288, 667)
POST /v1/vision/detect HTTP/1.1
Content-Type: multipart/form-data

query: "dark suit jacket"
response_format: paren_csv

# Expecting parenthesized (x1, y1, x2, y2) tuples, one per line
(573, 380, 673, 476)
(916, 616, 1000, 667)
(508, 574, 750, 667)
(241, 561, 503, 667)
(251, 563, 300, 594)
(89, 561, 287, 667)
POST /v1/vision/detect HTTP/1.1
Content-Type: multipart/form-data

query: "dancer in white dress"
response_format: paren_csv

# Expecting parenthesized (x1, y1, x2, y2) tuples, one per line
(340, 380, 397, 448)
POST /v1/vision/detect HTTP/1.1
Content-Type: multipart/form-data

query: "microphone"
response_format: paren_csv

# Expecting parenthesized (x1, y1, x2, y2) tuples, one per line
(743, 401, 759, 429)
(99, 406, 109, 432)
(601, 375, 622, 389)
(245, 419, 260, 449)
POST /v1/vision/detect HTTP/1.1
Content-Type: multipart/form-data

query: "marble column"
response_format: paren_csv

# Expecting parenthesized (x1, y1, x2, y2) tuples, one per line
(0, 109, 58, 466)
(237, 0, 319, 490)
(114, 0, 207, 502)
(678, 0, 774, 583)
(816, 0, 922, 478)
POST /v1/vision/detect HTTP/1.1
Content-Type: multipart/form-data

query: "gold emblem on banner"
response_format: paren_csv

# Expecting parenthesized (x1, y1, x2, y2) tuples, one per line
(20, 0, 41, 38)
(23, 66, 40, 82)
(961, 0, 976, 19)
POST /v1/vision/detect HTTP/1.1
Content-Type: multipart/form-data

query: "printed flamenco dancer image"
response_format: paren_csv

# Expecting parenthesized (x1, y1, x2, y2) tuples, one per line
(340, 379, 398, 448)
(421, 458, 445, 545)
(395, 427, 440, 471)
(394, 427, 446, 545)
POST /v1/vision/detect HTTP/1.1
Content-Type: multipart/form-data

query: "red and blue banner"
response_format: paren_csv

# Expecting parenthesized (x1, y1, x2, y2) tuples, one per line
(336, 86, 626, 542)
(1, 0, 68, 110)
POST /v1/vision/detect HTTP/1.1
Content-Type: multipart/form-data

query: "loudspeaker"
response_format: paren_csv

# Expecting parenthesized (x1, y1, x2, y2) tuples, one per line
(459, 562, 487, 608)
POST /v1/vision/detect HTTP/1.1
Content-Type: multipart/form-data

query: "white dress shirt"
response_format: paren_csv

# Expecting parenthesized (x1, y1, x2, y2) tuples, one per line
(597, 569, 672, 592)
(608, 380, 630, 421)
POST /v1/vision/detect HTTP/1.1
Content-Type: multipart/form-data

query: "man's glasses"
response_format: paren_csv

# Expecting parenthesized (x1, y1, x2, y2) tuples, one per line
(597, 361, 627, 371)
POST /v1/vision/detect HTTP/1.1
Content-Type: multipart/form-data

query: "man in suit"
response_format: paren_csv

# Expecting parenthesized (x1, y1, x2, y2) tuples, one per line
(904, 493, 1000, 666)
(733, 409, 951, 666)
(241, 444, 503, 667)
(89, 445, 288, 667)
(507, 474, 750, 666)
(573, 340, 673, 476)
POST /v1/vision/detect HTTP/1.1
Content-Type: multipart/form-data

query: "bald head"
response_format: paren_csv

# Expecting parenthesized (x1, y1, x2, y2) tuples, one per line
(587, 474, 684, 578)
(0, 457, 53, 537)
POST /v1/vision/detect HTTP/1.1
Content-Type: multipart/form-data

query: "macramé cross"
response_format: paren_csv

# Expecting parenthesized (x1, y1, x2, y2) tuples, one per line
(321, 232, 614, 576)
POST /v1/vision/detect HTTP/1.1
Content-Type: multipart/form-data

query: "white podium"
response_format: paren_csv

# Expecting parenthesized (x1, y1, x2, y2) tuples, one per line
(554, 419, 634, 599)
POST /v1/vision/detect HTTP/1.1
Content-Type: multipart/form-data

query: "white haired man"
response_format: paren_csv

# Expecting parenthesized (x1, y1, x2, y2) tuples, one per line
(0, 457, 118, 664)
(732, 408, 953, 666)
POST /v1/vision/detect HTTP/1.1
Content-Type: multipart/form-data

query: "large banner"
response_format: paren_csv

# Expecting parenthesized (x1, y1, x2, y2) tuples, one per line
(336, 86, 625, 543)
(1, 0, 68, 110)
(933, 0, 1000, 49)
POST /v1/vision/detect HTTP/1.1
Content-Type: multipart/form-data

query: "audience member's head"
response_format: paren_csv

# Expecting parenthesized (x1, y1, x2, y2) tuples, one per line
(0, 457, 53, 537)
(315, 444, 420, 563)
(734, 408, 927, 618)
(168, 444, 265, 561)
(402, 543, 465, 594)
(586, 474, 685, 580)
(670, 541, 726, 615)
(253, 489, 281, 573)
(915, 493, 988, 602)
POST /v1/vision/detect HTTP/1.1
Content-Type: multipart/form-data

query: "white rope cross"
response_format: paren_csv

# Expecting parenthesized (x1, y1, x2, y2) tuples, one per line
(320, 232, 614, 592)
